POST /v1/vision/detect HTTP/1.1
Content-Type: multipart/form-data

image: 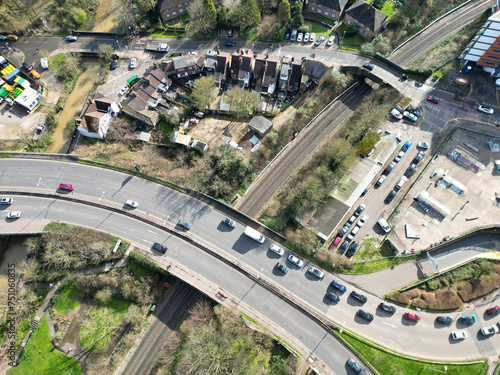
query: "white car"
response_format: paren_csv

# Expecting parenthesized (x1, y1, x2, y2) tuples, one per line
(315, 36, 325, 46)
(326, 35, 335, 46)
(391, 108, 403, 119)
(394, 151, 405, 162)
(418, 141, 430, 150)
(125, 200, 138, 208)
(309, 33, 316, 43)
(357, 214, 368, 227)
(481, 325, 499, 336)
(118, 85, 129, 96)
(269, 244, 285, 256)
(288, 254, 304, 267)
(297, 33, 303, 42)
(451, 331, 468, 340)
(40, 58, 49, 69)
(347, 226, 359, 240)
(0, 197, 13, 205)
(303, 33, 310, 42)
(376, 175, 386, 186)
(129, 57, 137, 69)
(478, 105, 494, 114)
(307, 266, 325, 279)
(403, 111, 418, 122)
(7, 211, 21, 219)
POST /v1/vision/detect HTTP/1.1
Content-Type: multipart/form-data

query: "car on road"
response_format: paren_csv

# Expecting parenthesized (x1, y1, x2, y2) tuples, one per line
(297, 33, 303, 42)
(394, 151, 405, 162)
(110, 58, 118, 70)
(404, 312, 420, 322)
(59, 183, 74, 191)
(269, 244, 285, 256)
(481, 325, 499, 336)
(402, 140, 412, 152)
(225, 41, 236, 47)
(315, 36, 325, 46)
(384, 190, 397, 204)
(331, 280, 347, 292)
(413, 151, 425, 164)
(451, 331, 468, 340)
(346, 241, 358, 258)
(354, 204, 366, 216)
(309, 33, 316, 43)
(7, 211, 21, 219)
(0, 198, 13, 205)
(362, 63, 374, 71)
(384, 161, 396, 175)
(391, 108, 403, 119)
(379, 303, 396, 314)
(275, 262, 289, 274)
(326, 35, 335, 46)
(357, 214, 368, 227)
(40, 58, 49, 69)
(357, 309, 374, 322)
(487, 306, 500, 316)
(347, 227, 359, 241)
(347, 358, 364, 374)
(403, 111, 418, 122)
(339, 225, 349, 237)
(177, 219, 191, 230)
(152, 242, 167, 254)
(459, 315, 476, 325)
(436, 316, 452, 324)
(418, 141, 430, 150)
(427, 96, 440, 104)
(129, 57, 137, 69)
(307, 266, 324, 279)
(478, 105, 494, 114)
(65, 35, 78, 42)
(222, 217, 236, 228)
(404, 163, 417, 178)
(288, 254, 304, 267)
(303, 32, 310, 42)
(125, 200, 138, 208)
(118, 85, 129, 96)
(350, 291, 367, 303)
(326, 292, 340, 302)
(376, 175, 387, 186)
(228, 29, 233, 37)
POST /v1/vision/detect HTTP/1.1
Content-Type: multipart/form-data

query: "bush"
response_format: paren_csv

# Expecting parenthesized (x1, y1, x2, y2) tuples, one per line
(344, 24, 359, 36)
(129, 251, 170, 276)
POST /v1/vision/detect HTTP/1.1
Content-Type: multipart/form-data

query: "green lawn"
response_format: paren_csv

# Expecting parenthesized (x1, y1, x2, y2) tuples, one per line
(336, 23, 368, 45)
(337, 330, 488, 375)
(240, 28, 258, 41)
(150, 30, 184, 38)
(10, 317, 81, 375)
(55, 280, 85, 314)
(305, 22, 331, 37)
(48, 54, 64, 70)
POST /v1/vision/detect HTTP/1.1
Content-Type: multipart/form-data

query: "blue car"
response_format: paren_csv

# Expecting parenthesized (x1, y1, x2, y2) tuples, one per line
(331, 280, 347, 293)
(402, 141, 412, 152)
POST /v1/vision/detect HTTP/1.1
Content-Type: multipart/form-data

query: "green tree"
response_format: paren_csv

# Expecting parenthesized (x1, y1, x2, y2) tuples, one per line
(191, 76, 216, 110)
(232, 0, 261, 30)
(361, 35, 392, 57)
(344, 24, 359, 36)
(98, 44, 114, 63)
(373, 0, 385, 10)
(71, 8, 87, 27)
(190, 0, 217, 34)
(291, 1, 303, 27)
(226, 86, 260, 117)
(59, 53, 81, 81)
(277, 0, 291, 26)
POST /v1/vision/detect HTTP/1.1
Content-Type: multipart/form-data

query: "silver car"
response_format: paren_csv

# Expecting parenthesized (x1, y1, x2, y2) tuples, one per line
(307, 266, 324, 279)
(288, 254, 304, 267)
(269, 244, 285, 257)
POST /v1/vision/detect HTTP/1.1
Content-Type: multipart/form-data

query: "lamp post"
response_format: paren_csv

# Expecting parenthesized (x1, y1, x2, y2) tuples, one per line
(339, 321, 346, 334)
(342, 30, 346, 44)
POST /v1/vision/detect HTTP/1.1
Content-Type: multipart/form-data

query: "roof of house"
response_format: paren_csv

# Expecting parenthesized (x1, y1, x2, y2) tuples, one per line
(93, 92, 114, 111)
(302, 57, 333, 81)
(173, 55, 197, 70)
(121, 94, 160, 125)
(231, 49, 253, 80)
(143, 66, 166, 89)
(289, 61, 303, 89)
(310, 0, 349, 12)
(345, 0, 388, 32)
(205, 53, 217, 70)
(262, 55, 279, 86)
(249, 116, 273, 134)
(253, 54, 267, 85)
(194, 55, 205, 69)
(159, 0, 188, 13)
(215, 52, 231, 81)
(133, 81, 160, 102)
(162, 60, 175, 75)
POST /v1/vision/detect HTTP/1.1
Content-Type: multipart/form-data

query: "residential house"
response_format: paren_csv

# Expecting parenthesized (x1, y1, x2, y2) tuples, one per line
(159, 0, 190, 22)
(162, 54, 205, 78)
(278, 56, 292, 99)
(302, 56, 333, 85)
(344, 0, 388, 40)
(261, 55, 279, 95)
(308, 0, 349, 22)
(253, 54, 267, 92)
(204, 50, 217, 74)
(288, 60, 303, 93)
(214, 52, 231, 87)
(121, 94, 161, 127)
(248, 116, 273, 137)
(231, 49, 253, 88)
(143, 65, 170, 92)
(77, 93, 119, 139)
(132, 80, 162, 108)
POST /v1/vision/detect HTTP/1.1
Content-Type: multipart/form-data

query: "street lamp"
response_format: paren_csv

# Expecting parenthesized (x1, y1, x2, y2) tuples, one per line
(342, 30, 346, 44)
(339, 321, 346, 334)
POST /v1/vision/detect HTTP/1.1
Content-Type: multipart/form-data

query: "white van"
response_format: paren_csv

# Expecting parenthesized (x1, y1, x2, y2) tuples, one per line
(244, 226, 265, 243)
(377, 218, 391, 233)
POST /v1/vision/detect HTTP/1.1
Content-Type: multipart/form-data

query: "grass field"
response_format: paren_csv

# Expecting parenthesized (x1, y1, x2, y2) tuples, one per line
(55, 280, 85, 314)
(305, 22, 331, 38)
(11, 317, 81, 375)
(381, 1, 396, 20)
(336, 23, 368, 45)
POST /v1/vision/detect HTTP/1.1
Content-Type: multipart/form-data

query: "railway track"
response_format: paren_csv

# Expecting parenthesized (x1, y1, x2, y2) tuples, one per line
(119, 281, 200, 375)
(237, 81, 371, 219)
(390, 0, 494, 67)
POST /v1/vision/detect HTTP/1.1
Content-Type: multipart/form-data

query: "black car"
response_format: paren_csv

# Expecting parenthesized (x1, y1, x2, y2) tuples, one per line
(275, 262, 289, 274)
(436, 316, 453, 324)
(413, 151, 425, 164)
(404, 164, 417, 178)
(228, 29, 233, 37)
(362, 63, 374, 71)
(458, 315, 476, 325)
(350, 291, 367, 303)
(409, 107, 421, 117)
(225, 41, 236, 47)
(379, 303, 396, 314)
(339, 240, 349, 254)
(354, 204, 366, 216)
(384, 190, 397, 204)
(384, 161, 396, 175)
(110, 58, 118, 70)
(152, 242, 167, 254)
(356, 309, 374, 321)
(346, 241, 358, 258)
(339, 225, 349, 237)
(326, 292, 340, 302)
(21, 62, 32, 70)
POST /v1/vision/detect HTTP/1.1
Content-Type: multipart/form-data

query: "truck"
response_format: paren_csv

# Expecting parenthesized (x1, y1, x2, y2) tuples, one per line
(244, 226, 265, 243)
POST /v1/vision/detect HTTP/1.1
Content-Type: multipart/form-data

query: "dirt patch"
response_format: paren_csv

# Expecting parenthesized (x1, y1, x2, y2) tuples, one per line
(457, 267, 500, 302)
(93, 0, 122, 33)
(189, 115, 248, 146)
(271, 93, 310, 131)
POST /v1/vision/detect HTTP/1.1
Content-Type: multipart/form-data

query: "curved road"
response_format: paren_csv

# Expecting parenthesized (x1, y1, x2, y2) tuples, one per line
(1, 158, 500, 366)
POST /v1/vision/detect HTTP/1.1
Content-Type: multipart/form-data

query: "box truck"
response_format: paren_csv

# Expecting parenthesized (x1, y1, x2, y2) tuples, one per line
(244, 226, 265, 243)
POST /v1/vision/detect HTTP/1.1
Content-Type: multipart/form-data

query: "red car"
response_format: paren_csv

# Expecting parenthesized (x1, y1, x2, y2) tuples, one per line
(487, 305, 500, 316)
(59, 183, 74, 191)
(427, 96, 440, 104)
(404, 312, 420, 322)
(330, 236, 342, 248)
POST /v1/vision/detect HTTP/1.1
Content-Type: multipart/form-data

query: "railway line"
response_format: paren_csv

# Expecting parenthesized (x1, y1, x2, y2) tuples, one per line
(119, 282, 200, 375)
(237, 81, 371, 218)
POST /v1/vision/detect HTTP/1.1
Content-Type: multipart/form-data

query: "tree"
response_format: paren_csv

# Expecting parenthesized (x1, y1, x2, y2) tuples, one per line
(71, 8, 87, 27)
(98, 44, 114, 63)
(327, 70, 350, 92)
(344, 24, 359, 36)
(291, 1, 303, 27)
(361, 35, 392, 57)
(277, 0, 290, 26)
(226, 86, 260, 117)
(372, 0, 385, 10)
(189, 0, 217, 34)
(95, 288, 113, 305)
(191, 76, 216, 110)
(232, 0, 261, 30)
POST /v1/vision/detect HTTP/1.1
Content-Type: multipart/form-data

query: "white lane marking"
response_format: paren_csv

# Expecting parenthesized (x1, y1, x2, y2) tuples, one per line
(380, 336, 395, 343)
(382, 322, 397, 328)
(143, 240, 153, 244)
(148, 230, 158, 235)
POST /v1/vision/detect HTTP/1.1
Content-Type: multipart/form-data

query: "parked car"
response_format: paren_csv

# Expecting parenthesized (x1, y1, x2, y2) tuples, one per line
(487, 306, 500, 316)
(354, 204, 366, 216)
(478, 105, 494, 114)
(331, 236, 342, 247)
(331, 280, 347, 292)
(408, 107, 421, 117)
(403, 111, 418, 122)
(395, 176, 408, 190)
(404, 164, 417, 178)
(59, 183, 74, 191)
(357, 215, 368, 227)
(315, 36, 325, 46)
(347, 358, 364, 375)
(379, 303, 396, 314)
(376, 175, 387, 186)
(394, 151, 405, 162)
(125, 200, 138, 208)
(309, 33, 316, 43)
(110, 58, 118, 70)
(339, 225, 349, 237)
(404, 312, 420, 322)
(307, 266, 324, 279)
(413, 151, 425, 164)
(284, 32, 290, 40)
(350, 291, 367, 303)
(326, 292, 340, 302)
(222, 217, 236, 228)
(481, 325, 499, 336)
(436, 316, 453, 324)
(459, 315, 476, 325)
(339, 240, 349, 254)
(390, 108, 403, 119)
(29, 68, 41, 79)
(384, 190, 397, 204)
(402, 141, 412, 152)
(118, 85, 129, 96)
(22, 62, 31, 71)
(384, 161, 396, 175)
(40, 57, 49, 69)
(269, 244, 285, 256)
(5, 97, 14, 107)
(228, 29, 233, 37)
(347, 215, 357, 226)
(0, 198, 13, 205)
(346, 241, 359, 257)
(152, 242, 167, 254)
(65, 35, 78, 42)
(357, 309, 374, 321)
(451, 331, 468, 340)
(326, 35, 335, 46)
(288, 254, 304, 267)
(362, 63, 374, 71)
(225, 41, 236, 47)
(6, 34, 18, 41)
(427, 95, 440, 104)
(129, 57, 137, 69)
(7, 211, 21, 219)
(297, 33, 303, 42)
(275, 262, 289, 274)
(347, 227, 359, 241)
(177, 219, 191, 230)
(418, 141, 430, 150)
(303, 32, 310, 42)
